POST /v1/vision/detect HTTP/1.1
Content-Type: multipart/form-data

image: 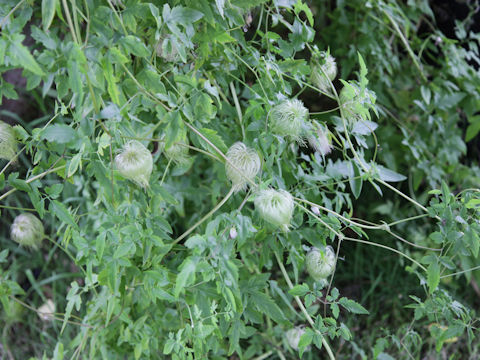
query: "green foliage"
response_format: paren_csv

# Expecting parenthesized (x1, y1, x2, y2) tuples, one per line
(0, 0, 479, 359)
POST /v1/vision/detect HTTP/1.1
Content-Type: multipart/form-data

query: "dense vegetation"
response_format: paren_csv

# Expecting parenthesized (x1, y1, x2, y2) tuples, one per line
(0, 0, 479, 359)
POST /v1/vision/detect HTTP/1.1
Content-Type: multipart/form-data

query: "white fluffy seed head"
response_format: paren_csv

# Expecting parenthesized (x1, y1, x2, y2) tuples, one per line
(10, 213, 44, 248)
(307, 125, 332, 156)
(311, 52, 337, 93)
(254, 189, 294, 232)
(285, 326, 305, 351)
(37, 299, 55, 321)
(268, 99, 309, 143)
(0, 121, 17, 162)
(114, 140, 153, 188)
(305, 246, 336, 281)
(225, 142, 261, 192)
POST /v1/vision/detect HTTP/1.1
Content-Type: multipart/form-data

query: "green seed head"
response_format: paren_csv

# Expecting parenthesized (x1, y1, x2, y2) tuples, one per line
(269, 99, 309, 143)
(225, 142, 261, 192)
(305, 246, 336, 281)
(114, 140, 153, 188)
(10, 213, 45, 248)
(0, 121, 17, 162)
(254, 189, 294, 231)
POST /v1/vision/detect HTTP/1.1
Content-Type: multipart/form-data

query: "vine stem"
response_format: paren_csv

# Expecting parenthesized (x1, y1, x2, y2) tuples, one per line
(0, 165, 66, 202)
(229, 82, 245, 140)
(274, 251, 336, 360)
(172, 187, 235, 245)
(343, 237, 426, 271)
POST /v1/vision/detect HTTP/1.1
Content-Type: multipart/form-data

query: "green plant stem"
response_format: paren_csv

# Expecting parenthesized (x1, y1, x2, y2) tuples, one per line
(274, 251, 336, 360)
(0, 165, 66, 202)
(62, 0, 79, 44)
(0, 0, 25, 30)
(343, 237, 426, 271)
(230, 82, 245, 140)
(381, 8, 427, 82)
(440, 265, 480, 278)
(173, 187, 235, 245)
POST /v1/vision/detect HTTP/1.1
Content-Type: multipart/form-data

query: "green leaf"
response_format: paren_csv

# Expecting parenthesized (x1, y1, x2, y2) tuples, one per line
(250, 291, 285, 323)
(8, 37, 45, 76)
(67, 153, 82, 177)
(427, 262, 440, 294)
(288, 284, 309, 297)
(41, 124, 77, 144)
(113, 242, 135, 259)
(42, 0, 58, 30)
(174, 257, 197, 297)
(349, 162, 363, 199)
(121, 36, 150, 58)
(50, 200, 78, 229)
(338, 297, 369, 314)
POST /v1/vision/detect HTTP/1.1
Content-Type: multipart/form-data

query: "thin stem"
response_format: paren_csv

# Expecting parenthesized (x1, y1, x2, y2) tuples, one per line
(230, 82, 245, 140)
(160, 157, 172, 186)
(0, 165, 66, 202)
(173, 187, 235, 245)
(343, 237, 426, 271)
(0, 0, 26, 30)
(274, 251, 336, 360)
(62, 0, 79, 44)
(440, 265, 480, 279)
(381, 7, 427, 82)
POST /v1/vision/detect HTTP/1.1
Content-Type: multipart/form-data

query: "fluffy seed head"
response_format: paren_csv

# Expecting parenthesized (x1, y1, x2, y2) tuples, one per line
(268, 99, 309, 142)
(311, 52, 337, 93)
(225, 142, 261, 192)
(307, 125, 332, 156)
(114, 140, 153, 188)
(254, 189, 294, 232)
(305, 246, 336, 281)
(10, 213, 44, 248)
(37, 299, 55, 321)
(0, 121, 17, 162)
(285, 327, 305, 351)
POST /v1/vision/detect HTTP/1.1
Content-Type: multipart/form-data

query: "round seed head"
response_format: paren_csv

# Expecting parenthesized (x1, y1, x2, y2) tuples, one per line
(285, 326, 305, 351)
(311, 52, 337, 93)
(0, 121, 17, 162)
(10, 213, 44, 248)
(114, 140, 153, 188)
(37, 299, 55, 321)
(305, 246, 336, 281)
(268, 99, 309, 143)
(254, 189, 294, 232)
(225, 142, 261, 192)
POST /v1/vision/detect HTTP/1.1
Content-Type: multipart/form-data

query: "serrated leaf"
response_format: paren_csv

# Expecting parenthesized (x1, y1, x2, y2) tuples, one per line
(50, 200, 78, 229)
(8, 37, 45, 76)
(250, 291, 285, 323)
(338, 298, 369, 314)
